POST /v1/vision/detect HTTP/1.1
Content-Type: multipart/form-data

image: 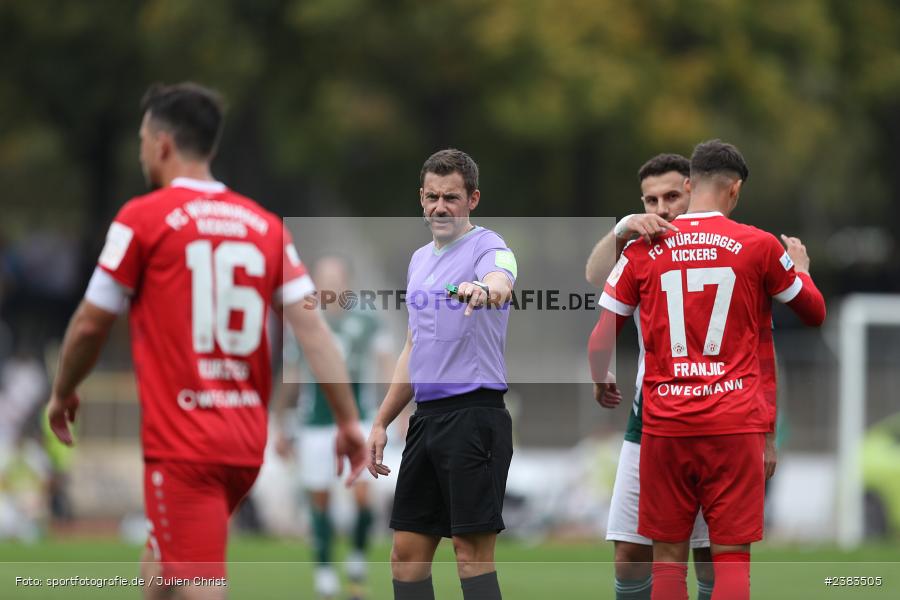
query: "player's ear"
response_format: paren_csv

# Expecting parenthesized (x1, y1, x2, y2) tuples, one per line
(419, 188, 425, 208)
(684, 178, 692, 195)
(467, 189, 480, 212)
(159, 131, 174, 162)
(731, 178, 743, 199)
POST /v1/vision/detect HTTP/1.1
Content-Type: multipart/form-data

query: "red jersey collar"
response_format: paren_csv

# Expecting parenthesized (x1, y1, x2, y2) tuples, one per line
(171, 177, 227, 194)
(674, 211, 723, 220)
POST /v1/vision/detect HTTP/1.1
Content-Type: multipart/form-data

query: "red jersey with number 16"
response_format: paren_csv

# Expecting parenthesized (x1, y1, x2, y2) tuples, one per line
(97, 178, 312, 466)
(599, 211, 805, 437)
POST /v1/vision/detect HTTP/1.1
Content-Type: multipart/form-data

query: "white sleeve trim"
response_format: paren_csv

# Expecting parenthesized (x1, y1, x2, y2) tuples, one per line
(773, 276, 803, 303)
(599, 291, 636, 316)
(614, 214, 637, 239)
(84, 267, 130, 314)
(275, 274, 316, 306)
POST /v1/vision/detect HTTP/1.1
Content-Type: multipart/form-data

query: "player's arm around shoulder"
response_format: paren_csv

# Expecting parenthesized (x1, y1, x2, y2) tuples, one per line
(585, 215, 678, 286)
(585, 228, 620, 287)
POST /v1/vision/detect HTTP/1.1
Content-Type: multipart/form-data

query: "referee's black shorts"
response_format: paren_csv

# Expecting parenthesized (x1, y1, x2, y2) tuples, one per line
(390, 388, 513, 538)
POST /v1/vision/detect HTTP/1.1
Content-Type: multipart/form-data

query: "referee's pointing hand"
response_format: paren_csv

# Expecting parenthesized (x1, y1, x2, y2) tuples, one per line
(455, 281, 489, 316)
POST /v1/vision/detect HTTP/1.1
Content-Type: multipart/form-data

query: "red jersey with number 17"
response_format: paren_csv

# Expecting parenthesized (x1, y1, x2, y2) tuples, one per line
(97, 178, 312, 466)
(599, 211, 803, 437)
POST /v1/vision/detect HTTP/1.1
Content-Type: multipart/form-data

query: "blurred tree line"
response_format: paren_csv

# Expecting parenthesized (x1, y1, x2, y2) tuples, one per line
(1, 0, 899, 326)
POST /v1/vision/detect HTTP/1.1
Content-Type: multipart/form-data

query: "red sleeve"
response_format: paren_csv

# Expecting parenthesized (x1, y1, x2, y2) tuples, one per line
(785, 272, 826, 326)
(97, 200, 144, 291)
(274, 223, 314, 306)
(588, 309, 629, 383)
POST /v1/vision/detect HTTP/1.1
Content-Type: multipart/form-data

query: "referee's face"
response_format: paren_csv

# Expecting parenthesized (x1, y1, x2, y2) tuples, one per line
(420, 171, 480, 246)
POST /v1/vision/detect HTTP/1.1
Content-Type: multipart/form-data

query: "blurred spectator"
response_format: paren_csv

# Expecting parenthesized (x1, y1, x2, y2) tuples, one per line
(0, 351, 47, 454)
(42, 408, 74, 523)
(0, 230, 82, 354)
(0, 350, 51, 541)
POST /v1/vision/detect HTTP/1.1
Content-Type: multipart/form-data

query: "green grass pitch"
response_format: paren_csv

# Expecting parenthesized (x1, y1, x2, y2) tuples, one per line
(1, 537, 897, 598)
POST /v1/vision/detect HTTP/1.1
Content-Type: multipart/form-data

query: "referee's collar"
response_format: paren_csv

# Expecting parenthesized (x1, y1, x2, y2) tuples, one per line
(171, 177, 227, 194)
(432, 225, 482, 256)
(675, 211, 723, 220)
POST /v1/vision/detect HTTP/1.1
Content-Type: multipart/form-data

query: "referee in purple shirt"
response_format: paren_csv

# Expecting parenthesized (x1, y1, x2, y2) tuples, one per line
(367, 149, 517, 600)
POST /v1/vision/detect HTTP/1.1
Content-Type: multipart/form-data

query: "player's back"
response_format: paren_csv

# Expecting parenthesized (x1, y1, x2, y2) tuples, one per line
(612, 211, 798, 436)
(99, 178, 302, 466)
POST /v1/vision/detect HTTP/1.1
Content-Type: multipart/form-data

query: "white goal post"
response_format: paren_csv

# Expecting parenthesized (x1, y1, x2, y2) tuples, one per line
(837, 294, 900, 548)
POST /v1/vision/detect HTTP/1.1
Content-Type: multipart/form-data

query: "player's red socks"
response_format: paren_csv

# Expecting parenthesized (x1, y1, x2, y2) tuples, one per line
(712, 552, 750, 600)
(650, 562, 687, 600)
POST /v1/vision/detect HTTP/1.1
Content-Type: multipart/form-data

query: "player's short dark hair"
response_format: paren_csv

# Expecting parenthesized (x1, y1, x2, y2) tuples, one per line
(420, 148, 479, 196)
(141, 82, 224, 159)
(638, 153, 690, 182)
(690, 139, 749, 182)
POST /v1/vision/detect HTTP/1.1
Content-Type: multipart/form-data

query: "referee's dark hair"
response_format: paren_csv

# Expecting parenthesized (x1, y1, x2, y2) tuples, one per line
(690, 139, 749, 183)
(420, 149, 479, 197)
(638, 153, 690, 182)
(141, 82, 225, 160)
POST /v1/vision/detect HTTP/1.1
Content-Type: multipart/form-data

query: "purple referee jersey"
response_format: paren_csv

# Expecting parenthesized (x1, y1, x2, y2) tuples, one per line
(406, 226, 517, 402)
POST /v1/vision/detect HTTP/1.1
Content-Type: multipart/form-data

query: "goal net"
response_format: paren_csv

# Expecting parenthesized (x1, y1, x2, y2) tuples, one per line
(837, 294, 900, 548)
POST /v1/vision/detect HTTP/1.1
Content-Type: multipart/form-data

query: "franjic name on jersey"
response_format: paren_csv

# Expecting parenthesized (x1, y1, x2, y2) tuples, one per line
(664, 361, 744, 398)
(648, 231, 744, 262)
(164, 199, 269, 238)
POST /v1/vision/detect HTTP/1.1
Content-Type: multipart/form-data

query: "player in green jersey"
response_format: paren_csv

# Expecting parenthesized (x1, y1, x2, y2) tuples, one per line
(273, 255, 394, 600)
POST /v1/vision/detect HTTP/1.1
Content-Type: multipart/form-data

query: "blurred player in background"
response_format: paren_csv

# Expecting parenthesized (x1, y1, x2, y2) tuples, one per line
(45, 82, 367, 600)
(589, 140, 826, 600)
(273, 254, 394, 600)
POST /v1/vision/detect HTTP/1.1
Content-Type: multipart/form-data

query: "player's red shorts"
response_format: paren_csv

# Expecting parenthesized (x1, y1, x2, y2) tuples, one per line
(638, 433, 765, 545)
(144, 460, 259, 579)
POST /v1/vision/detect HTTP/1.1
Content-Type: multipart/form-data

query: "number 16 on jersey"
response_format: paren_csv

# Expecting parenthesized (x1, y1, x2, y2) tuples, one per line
(186, 240, 266, 356)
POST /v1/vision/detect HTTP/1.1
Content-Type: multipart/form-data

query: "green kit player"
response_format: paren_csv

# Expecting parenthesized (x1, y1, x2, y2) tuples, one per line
(274, 255, 394, 600)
